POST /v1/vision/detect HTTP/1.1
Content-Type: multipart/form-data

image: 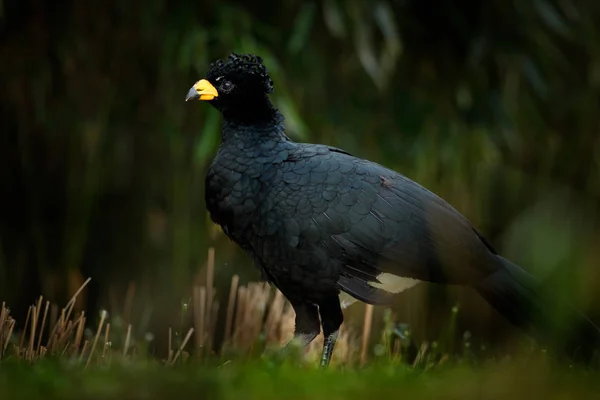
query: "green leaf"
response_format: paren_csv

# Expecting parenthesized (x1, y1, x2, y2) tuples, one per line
(288, 3, 316, 55)
(323, 0, 347, 38)
(534, 0, 571, 38)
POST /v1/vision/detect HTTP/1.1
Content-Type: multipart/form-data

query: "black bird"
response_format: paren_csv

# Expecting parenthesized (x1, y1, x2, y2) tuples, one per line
(185, 53, 600, 367)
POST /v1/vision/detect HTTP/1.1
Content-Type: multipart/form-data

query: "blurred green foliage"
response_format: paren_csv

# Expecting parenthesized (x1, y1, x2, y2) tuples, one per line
(1, 0, 600, 351)
(2, 356, 600, 400)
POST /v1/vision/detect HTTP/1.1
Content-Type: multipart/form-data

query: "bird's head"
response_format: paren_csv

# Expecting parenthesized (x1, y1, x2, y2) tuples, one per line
(186, 53, 277, 123)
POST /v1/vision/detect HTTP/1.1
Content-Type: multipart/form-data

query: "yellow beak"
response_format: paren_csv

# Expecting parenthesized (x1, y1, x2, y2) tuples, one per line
(185, 79, 219, 101)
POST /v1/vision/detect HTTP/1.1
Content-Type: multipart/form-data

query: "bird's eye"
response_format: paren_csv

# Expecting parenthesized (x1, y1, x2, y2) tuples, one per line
(221, 80, 234, 92)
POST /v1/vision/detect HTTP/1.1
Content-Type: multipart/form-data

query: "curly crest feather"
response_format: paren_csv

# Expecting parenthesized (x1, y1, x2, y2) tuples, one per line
(207, 53, 274, 94)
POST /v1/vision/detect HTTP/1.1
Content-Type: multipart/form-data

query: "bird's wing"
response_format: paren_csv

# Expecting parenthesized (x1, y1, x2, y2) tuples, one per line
(260, 144, 500, 305)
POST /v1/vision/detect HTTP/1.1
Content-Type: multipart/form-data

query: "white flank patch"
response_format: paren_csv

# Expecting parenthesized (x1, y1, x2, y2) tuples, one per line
(339, 273, 422, 309)
(371, 273, 421, 293)
(339, 292, 359, 309)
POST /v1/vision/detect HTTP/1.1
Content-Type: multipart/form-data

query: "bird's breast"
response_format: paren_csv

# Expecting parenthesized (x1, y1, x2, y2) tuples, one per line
(204, 149, 281, 244)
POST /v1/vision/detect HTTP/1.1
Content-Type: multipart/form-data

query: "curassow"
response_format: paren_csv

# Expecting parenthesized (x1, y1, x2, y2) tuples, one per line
(185, 53, 600, 367)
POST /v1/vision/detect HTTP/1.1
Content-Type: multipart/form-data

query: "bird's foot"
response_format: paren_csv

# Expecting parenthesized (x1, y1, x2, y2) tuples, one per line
(262, 333, 316, 365)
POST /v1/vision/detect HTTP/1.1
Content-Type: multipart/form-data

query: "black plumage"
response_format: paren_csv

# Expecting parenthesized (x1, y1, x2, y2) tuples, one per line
(186, 53, 600, 366)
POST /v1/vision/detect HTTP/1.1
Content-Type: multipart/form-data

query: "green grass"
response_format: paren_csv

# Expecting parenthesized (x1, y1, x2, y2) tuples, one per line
(2, 273, 600, 399)
(2, 356, 600, 400)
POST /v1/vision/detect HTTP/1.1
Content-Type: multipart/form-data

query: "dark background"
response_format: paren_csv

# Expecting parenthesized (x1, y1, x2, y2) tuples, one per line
(2, 0, 600, 354)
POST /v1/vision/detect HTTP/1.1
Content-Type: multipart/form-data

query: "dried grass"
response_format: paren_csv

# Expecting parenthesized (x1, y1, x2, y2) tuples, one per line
(0, 247, 389, 367)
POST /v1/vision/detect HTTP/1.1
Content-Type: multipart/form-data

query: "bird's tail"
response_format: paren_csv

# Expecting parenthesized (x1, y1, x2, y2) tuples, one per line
(474, 256, 600, 364)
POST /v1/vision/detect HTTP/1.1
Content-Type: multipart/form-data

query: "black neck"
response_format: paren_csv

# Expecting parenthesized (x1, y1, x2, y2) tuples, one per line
(221, 111, 287, 142)
(220, 97, 288, 143)
(220, 94, 278, 123)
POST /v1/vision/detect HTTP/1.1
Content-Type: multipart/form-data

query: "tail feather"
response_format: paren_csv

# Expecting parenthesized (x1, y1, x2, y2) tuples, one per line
(474, 256, 600, 364)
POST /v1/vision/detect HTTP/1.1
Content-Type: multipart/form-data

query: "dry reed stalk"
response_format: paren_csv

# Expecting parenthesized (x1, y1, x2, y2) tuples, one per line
(36, 301, 50, 354)
(102, 323, 110, 358)
(85, 310, 107, 369)
(60, 340, 72, 357)
(336, 330, 349, 363)
(232, 282, 271, 351)
(192, 286, 203, 352)
(240, 285, 254, 347)
(47, 301, 75, 352)
(0, 302, 6, 328)
(244, 286, 258, 347)
(207, 301, 219, 353)
(199, 287, 206, 350)
(360, 304, 374, 365)
(4, 319, 15, 353)
(224, 275, 239, 343)
(34, 296, 43, 332)
(168, 327, 173, 363)
(47, 307, 65, 351)
(104, 341, 112, 364)
(343, 330, 356, 363)
(123, 324, 132, 357)
(63, 277, 92, 323)
(55, 319, 77, 352)
(170, 327, 194, 365)
(0, 312, 11, 359)
(413, 342, 429, 367)
(233, 286, 247, 347)
(254, 284, 271, 342)
(264, 290, 285, 342)
(49, 304, 58, 339)
(45, 278, 91, 352)
(0, 302, 7, 353)
(79, 340, 89, 363)
(19, 306, 32, 351)
(278, 302, 296, 346)
(73, 312, 86, 355)
(206, 247, 215, 336)
(49, 313, 66, 352)
(244, 284, 259, 345)
(26, 297, 43, 359)
(27, 305, 38, 361)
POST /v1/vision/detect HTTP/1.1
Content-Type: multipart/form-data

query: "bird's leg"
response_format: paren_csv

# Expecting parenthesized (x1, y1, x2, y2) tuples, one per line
(263, 300, 320, 363)
(317, 297, 344, 368)
(284, 301, 321, 351)
(320, 330, 339, 367)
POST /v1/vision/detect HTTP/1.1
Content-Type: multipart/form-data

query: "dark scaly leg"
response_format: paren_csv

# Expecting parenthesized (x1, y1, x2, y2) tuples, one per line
(317, 296, 344, 367)
(285, 300, 321, 350)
